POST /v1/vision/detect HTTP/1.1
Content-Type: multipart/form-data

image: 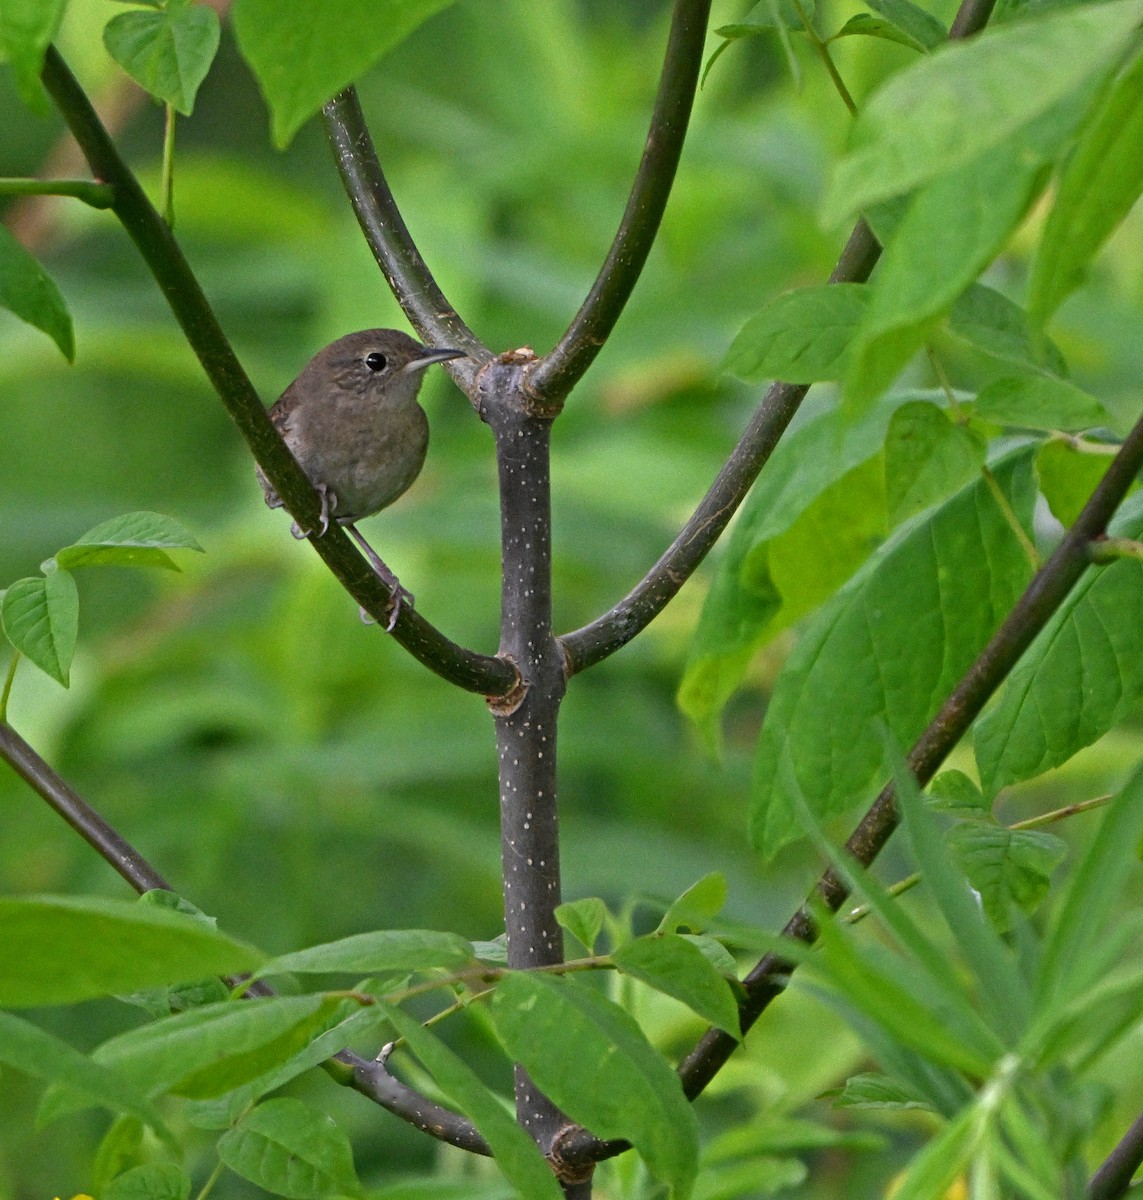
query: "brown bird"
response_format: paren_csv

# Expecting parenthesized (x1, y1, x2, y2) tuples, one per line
(258, 329, 465, 630)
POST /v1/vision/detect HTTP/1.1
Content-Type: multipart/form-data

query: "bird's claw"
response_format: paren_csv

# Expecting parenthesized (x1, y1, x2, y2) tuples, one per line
(289, 484, 335, 540)
(358, 584, 414, 633)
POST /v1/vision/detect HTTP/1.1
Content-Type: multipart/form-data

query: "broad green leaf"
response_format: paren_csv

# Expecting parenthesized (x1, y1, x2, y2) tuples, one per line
(1, 567, 78, 685)
(218, 1098, 363, 1200)
(103, 0, 220, 115)
(821, 0, 1143, 225)
(232, 0, 458, 147)
(681, 934, 738, 975)
(947, 825, 1066, 932)
(658, 872, 728, 934)
(105, 1164, 191, 1200)
(0, 0, 64, 110)
(92, 1115, 144, 1196)
(722, 284, 870, 384)
(751, 448, 1036, 860)
(1035, 438, 1114, 527)
(491, 973, 698, 1197)
(830, 13, 931, 51)
(255, 928, 474, 979)
(0, 894, 262, 1006)
(843, 107, 1073, 411)
(946, 284, 1067, 376)
(1029, 48, 1143, 322)
(376, 999, 562, 1200)
(928, 769, 990, 819)
(884, 402, 985, 525)
(613, 933, 741, 1036)
(975, 376, 1109, 432)
(865, 0, 946, 48)
(555, 897, 608, 954)
(54, 511, 204, 572)
(0, 1010, 173, 1145)
(680, 397, 907, 746)
(974, 492, 1143, 793)
(0, 223, 74, 359)
(829, 1071, 932, 1110)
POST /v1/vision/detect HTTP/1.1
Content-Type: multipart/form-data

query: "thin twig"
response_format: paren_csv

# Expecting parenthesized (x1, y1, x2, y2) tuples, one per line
(1089, 1110, 1143, 1199)
(0, 177, 115, 208)
(791, 0, 858, 116)
(982, 465, 1041, 571)
(321, 87, 489, 393)
(40, 48, 516, 699)
(526, 0, 713, 403)
(1090, 537, 1143, 565)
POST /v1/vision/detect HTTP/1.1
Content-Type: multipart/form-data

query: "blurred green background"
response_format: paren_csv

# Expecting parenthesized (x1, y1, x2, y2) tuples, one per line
(3, 0, 1143, 1196)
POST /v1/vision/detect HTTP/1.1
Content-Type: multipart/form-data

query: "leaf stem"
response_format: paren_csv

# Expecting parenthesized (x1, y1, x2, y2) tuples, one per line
(0, 652, 19, 723)
(0, 177, 115, 207)
(1090, 537, 1143, 565)
(981, 464, 1041, 571)
(160, 103, 176, 228)
(791, 0, 858, 116)
(193, 1156, 226, 1200)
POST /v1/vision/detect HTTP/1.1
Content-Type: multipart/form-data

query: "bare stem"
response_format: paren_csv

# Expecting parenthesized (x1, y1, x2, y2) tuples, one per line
(0, 177, 115, 207)
(160, 103, 176, 228)
(1090, 537, 1143, 564)
(526, 0, 712, 403)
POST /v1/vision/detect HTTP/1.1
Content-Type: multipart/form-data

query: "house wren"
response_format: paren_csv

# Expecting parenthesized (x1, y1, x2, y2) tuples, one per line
(257, 329, 465, 629)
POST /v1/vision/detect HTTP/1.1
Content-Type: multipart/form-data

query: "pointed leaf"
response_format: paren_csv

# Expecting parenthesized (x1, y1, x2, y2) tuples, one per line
(555, 898, 608, 954)
(232, 0, 459, 147)
(822, 0, 1143, 224)
(613, 933, 741, 1036)
(1035, 439, 1113, 528)
(54, 511, 204, 571)
(1, 568, 78, 685)
(104, 1164, 191, 1200)
(865, 0, 946, 48)
(255, 928, 473, 979)
(0, 894, 262, 1006)
(831, 12, 932, 52)
(0, 223, 73, 359)
(946, 284, 1067, 376)
(658, 872, 727, 934)
(376, 999, 562, 1200)
(975, 375, 1109, 432)
(490, 973, 698, 1197)
(751, 448, 1036, 860)
(103, 1, 220, 115)
(217, 1097, 363, 1199)
(947, 824, 1066, 932)
(884, 402, 985, 525)
(830, 1071, 933, 1110)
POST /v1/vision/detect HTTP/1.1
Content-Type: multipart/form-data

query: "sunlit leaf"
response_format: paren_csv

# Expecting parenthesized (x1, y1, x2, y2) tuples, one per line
(975, 375, 1109, 432)
(255, 928, 474, 979)
(555, 898, 608, 954)
(0, 567, 78, 685)
(658, 872, 728, 934)
(613, 933, 741, 1036)
(53, 511, 203, 572)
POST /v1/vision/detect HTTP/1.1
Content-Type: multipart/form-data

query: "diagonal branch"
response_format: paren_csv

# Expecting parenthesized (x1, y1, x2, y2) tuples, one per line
(40, 48, 515, 699)
(1089, 1111, 1143, 1199)
(322, 87, 490, 394)
(525, 0, 713, 404)
(0, 717, 491, 1156)
(558, 218, 880, 674)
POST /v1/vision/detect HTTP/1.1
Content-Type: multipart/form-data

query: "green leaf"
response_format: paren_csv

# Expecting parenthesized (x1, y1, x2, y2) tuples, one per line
(829, 1071, 933, 1110)
(0, 223, 74, 359)
(376, 999, 562, 1200)
(974, 493, 1143, 793)
(254, 928, 474, 979)
(217, 1098, 363, 1200)
(105, 1163, 191, 1200)
(103, 1, 220, 115)
(0, 1010, 173, 1146)
(490, 973, 698, 1198)
(884, 402, 985, 525)
(613, 933, 741, 1036)
(887, 1104, 980, 1200)
(864, 0, 946, 48)
(658, 872, 728, 934)
(0, 567, 78, 686)
(53, 511, 204, 572)
(232, 0, 459, 147)
(750, 448, 1036, 860)
(947, 824, 1066, 933)
(821, 0, 1143, 225)
(1030, 48, 1143, 322)
(0, 894, 262, 1006)
(830, 13, 931, 51)
(946, 284, 1067, 376)
(928, 769, 990, 819)
(975, 375, 1109, 432)
(555, 898, 608, 954)
(92, 1115, 145, 1196)
(722, 284, 870, 384)
(0, 0, 65, 110)
(1035, 438, 1114, 527)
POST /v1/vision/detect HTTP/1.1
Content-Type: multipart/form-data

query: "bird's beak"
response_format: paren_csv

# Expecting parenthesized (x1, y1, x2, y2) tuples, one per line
(403, 347, 467, 374)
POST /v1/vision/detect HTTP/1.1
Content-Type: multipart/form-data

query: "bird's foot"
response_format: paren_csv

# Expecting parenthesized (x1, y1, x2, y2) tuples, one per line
(344, 523, 413, 633)
(358, 582, 413, 633)
(289, 484, 336, 540)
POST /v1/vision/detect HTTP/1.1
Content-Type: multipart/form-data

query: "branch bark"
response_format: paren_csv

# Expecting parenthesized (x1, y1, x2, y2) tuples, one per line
(526, 0, 712, 404)
(40, 48, 515, 699)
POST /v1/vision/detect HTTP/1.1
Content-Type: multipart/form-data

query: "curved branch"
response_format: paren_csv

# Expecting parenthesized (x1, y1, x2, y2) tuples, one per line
(40, 48, 515, 699)
(322, 87, 489, 394)
(558, 218, 880, 674)
(1089, 1110, 1143, 1199)
(526, 0, 713, 403)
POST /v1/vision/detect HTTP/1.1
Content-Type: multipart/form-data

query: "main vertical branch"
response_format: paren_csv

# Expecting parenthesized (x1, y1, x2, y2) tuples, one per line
(479, 361, 578, 1183)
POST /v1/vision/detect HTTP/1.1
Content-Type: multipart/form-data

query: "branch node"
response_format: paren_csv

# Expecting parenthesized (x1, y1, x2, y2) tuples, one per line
(549, 1124, 600, 1185)
(486, 659, 529, 716)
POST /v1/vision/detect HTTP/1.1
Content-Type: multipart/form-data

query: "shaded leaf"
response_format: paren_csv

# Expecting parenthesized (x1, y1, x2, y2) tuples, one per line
(105, 1163, 191, 1200)
(103, 0, 220, 115)
(218, 1097, 363, 1199)
(946, 824, 1066, 932)
(865, 0, 946, 47)
(946, 284, 1067, 376)
(658, 872, 728, 934)
(613, 933, 741, 1036)
(255, 928, 474, 979)
(54, 511, 203, 572)
(0, 0, 65, 110)
(1, 567, 78, 686)
(975, 375, 1109, 432)
(822, 0, 1143, 224)
(0, 895, 262, 1006)
(555, 898, 608, 954)
(751, 449, 1035, 860)
(830, 12, 932, 51)
(491, 973, 698, 1197)
(883, 402, 985, 525)
(232, 0, 458, 147)
(0, 223, 74, 359)
(928, 769, 990, 819)
(829, 1071, 933, 1110)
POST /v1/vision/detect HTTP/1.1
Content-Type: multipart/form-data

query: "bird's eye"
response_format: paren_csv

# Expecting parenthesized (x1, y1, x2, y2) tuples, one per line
(364, 352, 388, 372)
